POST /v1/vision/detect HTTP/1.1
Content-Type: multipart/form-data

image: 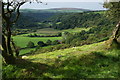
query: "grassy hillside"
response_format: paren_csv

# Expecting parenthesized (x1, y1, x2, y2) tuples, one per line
(3, 41, 119, 78)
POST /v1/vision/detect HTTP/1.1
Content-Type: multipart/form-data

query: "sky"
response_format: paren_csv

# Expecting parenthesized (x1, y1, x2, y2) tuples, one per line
(40, 0, 104, 2)
(20, 0, 107, 10)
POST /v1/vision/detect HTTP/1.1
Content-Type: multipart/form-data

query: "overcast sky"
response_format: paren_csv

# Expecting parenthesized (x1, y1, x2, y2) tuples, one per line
(20, 0, 107, 10)
(41, 0, 104, 2)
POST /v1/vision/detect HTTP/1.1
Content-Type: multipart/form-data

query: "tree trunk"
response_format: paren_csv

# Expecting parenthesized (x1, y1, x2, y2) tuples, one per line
(11, 39, 19, 57)
(6, 22, 13, 56)
(110, 21, 120, 48)
(2, 35, 15, 64)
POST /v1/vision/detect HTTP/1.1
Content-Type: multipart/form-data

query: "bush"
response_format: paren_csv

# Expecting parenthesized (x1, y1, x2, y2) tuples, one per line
(52, 40, 60, 45)
(37, 41, 46, 47)
(27, 41, 35, 48)
(46, 39, 52, 45)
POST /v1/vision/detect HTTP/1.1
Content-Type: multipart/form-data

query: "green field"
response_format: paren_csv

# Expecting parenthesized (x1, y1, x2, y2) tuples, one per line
(13, 27, 90, 55)
(3, 41, 119, 78)
(21, 28, 90, 36)
(62, 27, 91, 33)
(13, 35, 62, 55)
(35, 28, 91, 35)
(35, 28, 61, 34)
(13, 28, 90, 48)
(13, 36, 62, 48)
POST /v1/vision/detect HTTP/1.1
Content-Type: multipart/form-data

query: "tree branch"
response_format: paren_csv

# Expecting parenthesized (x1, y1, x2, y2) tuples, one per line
(11, 2, 25, 24)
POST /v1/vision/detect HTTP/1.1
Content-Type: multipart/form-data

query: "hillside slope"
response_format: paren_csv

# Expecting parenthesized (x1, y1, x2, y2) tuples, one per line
(3, 41, 119, 78)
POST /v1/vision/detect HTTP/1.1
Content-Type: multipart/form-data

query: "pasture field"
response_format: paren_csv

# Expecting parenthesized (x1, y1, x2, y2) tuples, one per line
(62, 27, 91, 33)
(13, 35, 62, 55)
(13, 27, 90, 48)
(36, 28, 90, 34)
(35, 28, 61, 34)
(13, 36, 62, 48)
(13, 27, 90, 55)
(20, 28, 90, 36)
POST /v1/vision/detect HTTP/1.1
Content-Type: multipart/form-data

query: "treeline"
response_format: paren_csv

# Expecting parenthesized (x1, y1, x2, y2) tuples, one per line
(13, 10, 57, 29)
(27, 33, 61, 37)
(48, 12, 117, 30)
(26, 39, 61, 48)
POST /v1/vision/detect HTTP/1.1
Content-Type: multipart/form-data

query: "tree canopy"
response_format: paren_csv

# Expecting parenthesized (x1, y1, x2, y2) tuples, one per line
(104, 1, 120, 21)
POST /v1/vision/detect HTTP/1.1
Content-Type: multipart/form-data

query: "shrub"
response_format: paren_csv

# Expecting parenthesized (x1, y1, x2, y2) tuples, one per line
(52, 40, 60, 45)
(37, 41, 46, 47)
(27, 41, 34, 48)
(46, 39, 52, 45)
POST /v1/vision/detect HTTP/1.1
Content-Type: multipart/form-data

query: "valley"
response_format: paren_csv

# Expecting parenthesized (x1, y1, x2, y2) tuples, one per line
(2, 5, 120, 79)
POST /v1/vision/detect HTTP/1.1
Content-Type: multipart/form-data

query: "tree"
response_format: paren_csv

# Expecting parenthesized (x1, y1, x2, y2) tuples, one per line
(104, 1, 120, 48)
(52, 40, 60, 45)
(37, 41, 46, 47)
(46, 39, 52, 45)
(1, 0, 43, 64)
(27, 41, 35, 48)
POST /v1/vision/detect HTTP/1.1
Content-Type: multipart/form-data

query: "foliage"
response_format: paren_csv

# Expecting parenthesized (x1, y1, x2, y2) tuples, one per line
(49, 12, 117, 30)
(52, 40, 60, 45)
(14, 10, 56, 29)
(34, 44, 71, 54)
(46, 39, 52, 45)
(26, 41, 35, 48)
(37, 41, 46, 47)
(104, 2, 120, 21)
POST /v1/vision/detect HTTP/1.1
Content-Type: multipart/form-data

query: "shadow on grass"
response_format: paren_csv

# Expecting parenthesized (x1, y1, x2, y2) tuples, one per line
(47, 51, 119, 78)
(2, 58, 53, 79)
(3, 51, 119, 79)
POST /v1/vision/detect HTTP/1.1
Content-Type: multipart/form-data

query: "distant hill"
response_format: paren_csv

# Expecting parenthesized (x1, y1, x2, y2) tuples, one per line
(14, 8, 91, 29)
(20, 8, 91, 13)
(50, 8, 91, 11)
(46, 8, 91, 13)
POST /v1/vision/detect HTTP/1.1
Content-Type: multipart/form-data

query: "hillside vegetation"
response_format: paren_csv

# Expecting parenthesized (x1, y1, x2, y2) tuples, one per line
(3, 41, 119, 78)
(3, 8, 119, 79)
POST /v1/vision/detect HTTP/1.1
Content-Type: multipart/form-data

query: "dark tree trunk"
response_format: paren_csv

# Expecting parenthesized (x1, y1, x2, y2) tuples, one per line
(11, 40, 19, 57)
(2, 35, 15, 64)
(6, 21, 13, 56)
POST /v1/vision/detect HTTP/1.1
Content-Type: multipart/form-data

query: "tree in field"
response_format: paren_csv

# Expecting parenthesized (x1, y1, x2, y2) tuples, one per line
(46, 39, 52, 45)
(52, 40, 60, 45)
(104, 1, 120, 48)
(27, 41, 35, 48)
(37, 41, 46, 47)
(1, 0, 43, 64)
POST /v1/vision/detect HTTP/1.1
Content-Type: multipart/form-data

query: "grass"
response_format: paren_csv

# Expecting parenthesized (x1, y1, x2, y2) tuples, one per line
(62, 27, 91, 33)
(34, 28, 90, 34)
(13, 36, 62, 48)
(2, 41, 120, 78)
(19, 48, 35, 55)
(13, 36, 62, 55)
(36, 28, 60, 34)
(13, 27, 90, 55)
